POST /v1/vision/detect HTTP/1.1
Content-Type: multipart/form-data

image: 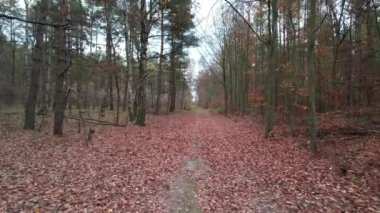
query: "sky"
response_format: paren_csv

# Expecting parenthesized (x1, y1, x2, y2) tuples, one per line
(188, 0, 221, 79)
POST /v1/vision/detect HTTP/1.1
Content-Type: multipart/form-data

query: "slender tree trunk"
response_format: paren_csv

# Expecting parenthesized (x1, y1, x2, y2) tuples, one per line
(180, 78, 185, 111)
(105, 3, 114, 111)
(122, 15, 128, 113)
(123, 1, 136, 121)
(123, 71, 128, 112)
(127, 26, 135, 121)
(114, 72, 120, 124)
(11, 38, 16, 85)
(150, 81, 155, 109)
(40, 30, 51, 110)
(222, 38, 228, 115)
(135, 0, 148, 126)
(89, 4, 94, 54)
(24, 0, 30, 96)
(24, 0, 48, 130)
(264, 0, 278, 138)
(155, 7, 165, 115)
(10, 0, 16, 86)
(122, 8, 129, 113)
(307, 0, 318, 154)
(53, 0, 69, 136)
(169, 38, 176, 112)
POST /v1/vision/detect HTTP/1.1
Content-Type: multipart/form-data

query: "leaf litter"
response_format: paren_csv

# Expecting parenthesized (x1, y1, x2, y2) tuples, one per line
(0, 112, 379, 212)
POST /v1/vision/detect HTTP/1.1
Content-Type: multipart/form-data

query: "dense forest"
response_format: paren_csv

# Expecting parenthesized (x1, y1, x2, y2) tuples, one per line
(196, 0, 380, 152)
(0, 0, 379, 212)
(0, 0, 196, 133)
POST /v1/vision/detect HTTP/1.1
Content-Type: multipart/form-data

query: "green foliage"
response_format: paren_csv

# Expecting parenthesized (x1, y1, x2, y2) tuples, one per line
(167, 0, 198, 57)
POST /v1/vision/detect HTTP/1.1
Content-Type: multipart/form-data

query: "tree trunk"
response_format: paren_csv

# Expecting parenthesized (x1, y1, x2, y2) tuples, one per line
(123, 69, 128, 112)
(114, 72, 120, 124)
(169, 38, 176, 112)
(41, 25, 52, 110)
(127, 23, 135, 121)
(105, 3, 114, 111)
(154, 7, 165, 115)
(24, 0, 30, 96)
(122, 18, 128, 113)
(135, 0, 148, 126)
(180, 77, 185, 111)
(222, 38, 228, 115)
(53, 0, 69, 136)
(24, 0, 48, 130)
(10, 2, 16, 87)
(307, 0, 318, 154)
(264, 0, 278, 138)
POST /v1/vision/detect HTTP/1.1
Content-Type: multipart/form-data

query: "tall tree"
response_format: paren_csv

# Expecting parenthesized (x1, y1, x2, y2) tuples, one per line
(134, 0, 153, 125)
(104, 0, 115, 111)
(264, 0, 279, 138)
(24, 0, 48, 130)
(154, 0, 168, 114)
(53, 0, 69, 136)
(307, 0, 318, 153)
(122, 0, 139, 121)
(167, 0, 196, 112)
(23, 0, 30, 94)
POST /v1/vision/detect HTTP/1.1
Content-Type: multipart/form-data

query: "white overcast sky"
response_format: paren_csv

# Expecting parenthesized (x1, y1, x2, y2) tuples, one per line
(189, 0, 221, 78)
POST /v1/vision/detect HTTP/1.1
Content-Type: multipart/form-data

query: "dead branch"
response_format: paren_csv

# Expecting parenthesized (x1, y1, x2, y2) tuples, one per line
(223, 0, 268, 44)
(0, 14, 69, 28)
(353, 126, 380, 134)
(64, 115, 126, 127)
(35, 113, 126, 127)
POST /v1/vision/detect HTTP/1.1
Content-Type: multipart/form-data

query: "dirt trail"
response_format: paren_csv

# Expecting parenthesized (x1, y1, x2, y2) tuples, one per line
(167, 113, 204, 212)
(165, 112, 379, 212)
(167, 112, 277, 212)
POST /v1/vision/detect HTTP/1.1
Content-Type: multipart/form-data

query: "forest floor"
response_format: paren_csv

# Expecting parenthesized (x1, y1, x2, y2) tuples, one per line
(0, 111, 379, 212)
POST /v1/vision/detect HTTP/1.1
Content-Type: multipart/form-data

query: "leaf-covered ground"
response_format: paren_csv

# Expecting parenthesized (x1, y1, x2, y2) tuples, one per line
(0, 112, 379, 212)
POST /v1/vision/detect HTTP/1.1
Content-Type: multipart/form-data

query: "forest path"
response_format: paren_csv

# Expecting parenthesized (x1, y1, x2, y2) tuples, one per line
(1, 112, 379, 212)
(167, 112, 202, 212)
(167, 112, 276, 212)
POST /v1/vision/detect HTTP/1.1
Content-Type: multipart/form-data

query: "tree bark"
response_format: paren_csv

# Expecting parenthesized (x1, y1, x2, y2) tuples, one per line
(222, 38, 228, 115)
(307, 0, 318, 154)
(169, 37, 176, 112)
(135, 0, 148, 126)
(114, 72, 120, 124)
(24, 0, 48, 130)
(24, 0, 30, 96)
(129, 35, 136, 121)
(105, 2, 114, 111)
(154, 7, 165, 115)
(53, 0, 69, 136)
(264, 0, 278, 138)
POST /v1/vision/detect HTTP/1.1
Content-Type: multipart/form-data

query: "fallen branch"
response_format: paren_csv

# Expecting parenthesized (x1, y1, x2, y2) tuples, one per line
(353, 126, 380, 134)
(35, 113, 126, 127)
(65, 115, 126, 127)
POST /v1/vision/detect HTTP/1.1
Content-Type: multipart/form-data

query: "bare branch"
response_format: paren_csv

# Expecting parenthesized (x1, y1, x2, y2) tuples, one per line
(0, 14, 69, 28)
(59, 59, 72, 76)
(223, 0, 268, 44)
